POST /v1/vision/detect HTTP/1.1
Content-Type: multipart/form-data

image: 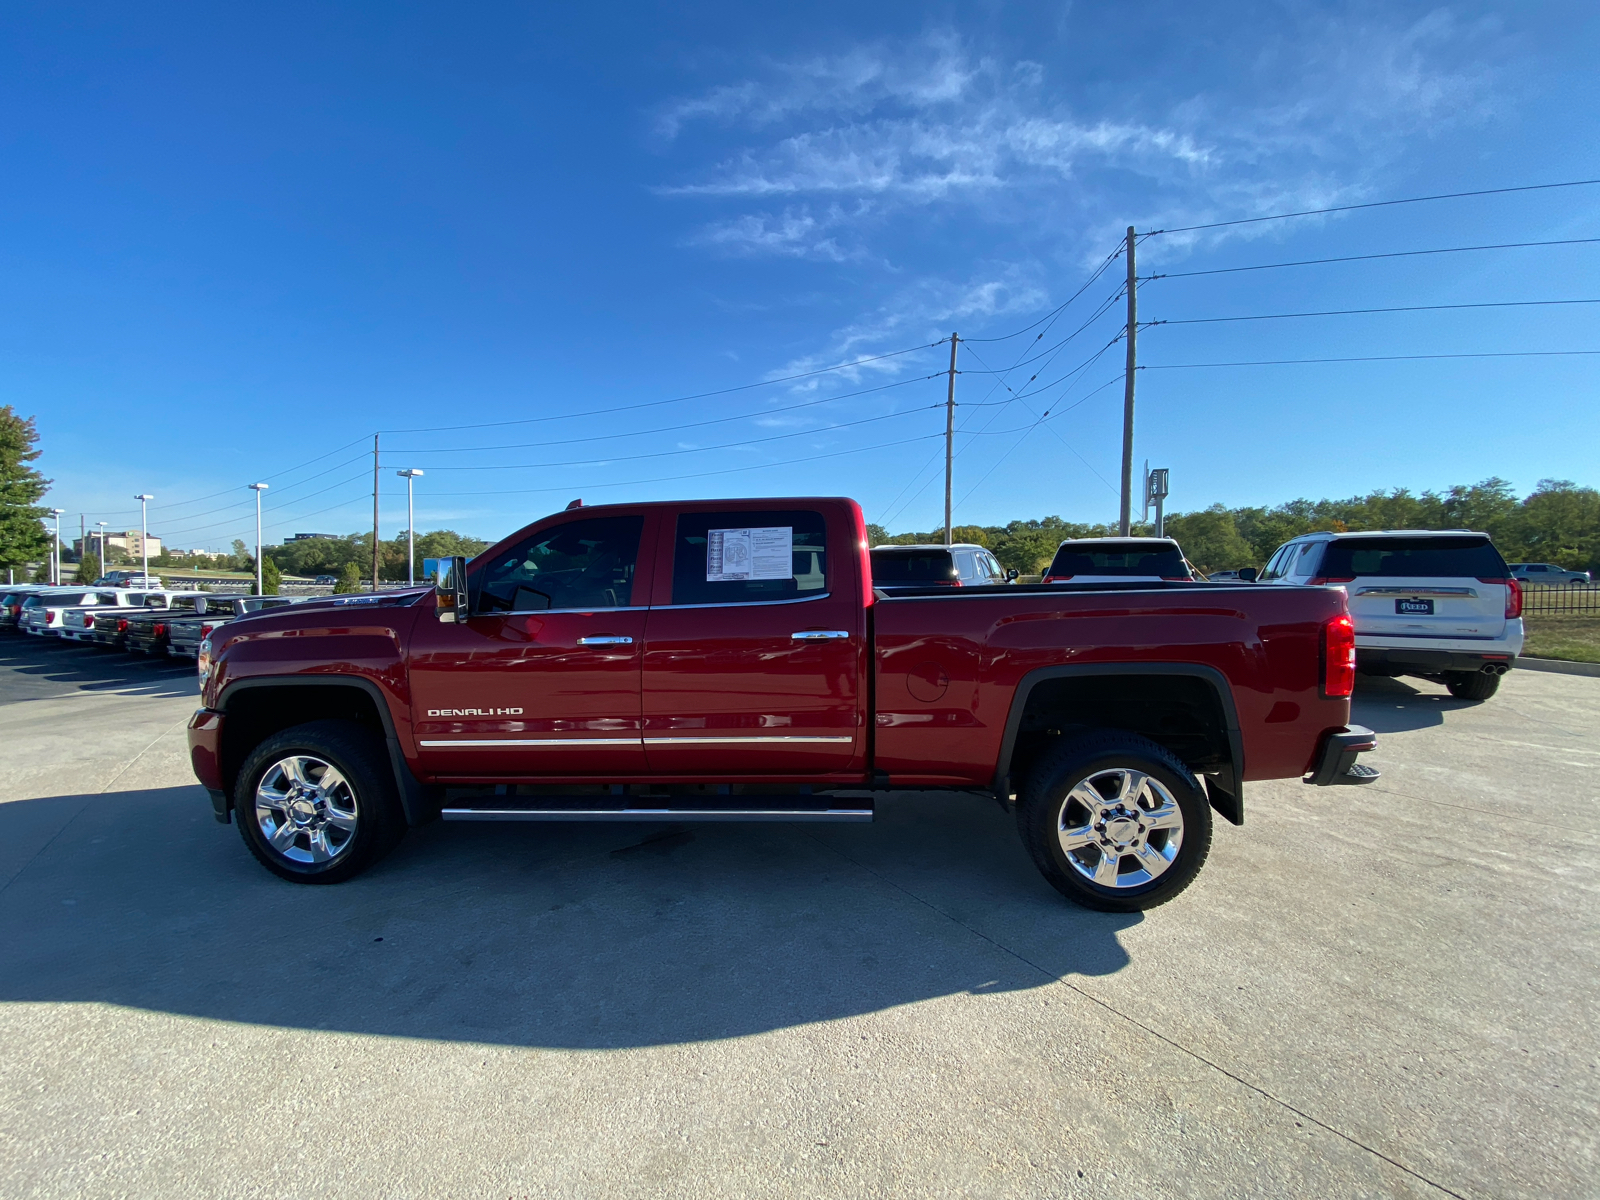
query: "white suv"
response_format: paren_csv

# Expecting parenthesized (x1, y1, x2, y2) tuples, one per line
(1259, 530, 1522, 700)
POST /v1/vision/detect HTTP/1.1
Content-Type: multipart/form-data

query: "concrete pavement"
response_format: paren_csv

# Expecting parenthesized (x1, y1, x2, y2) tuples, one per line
(1, 637, 1595, 1198)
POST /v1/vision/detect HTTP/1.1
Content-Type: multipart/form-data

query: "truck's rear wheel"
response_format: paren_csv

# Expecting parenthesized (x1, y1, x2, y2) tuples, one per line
(1016, 731, 1212, 912)
(1444, 670, 1501, 700)
(233, 720, 405, 884)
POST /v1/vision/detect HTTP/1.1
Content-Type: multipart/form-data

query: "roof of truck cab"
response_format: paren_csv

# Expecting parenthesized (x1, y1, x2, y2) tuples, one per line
(871, 543, 985, 552)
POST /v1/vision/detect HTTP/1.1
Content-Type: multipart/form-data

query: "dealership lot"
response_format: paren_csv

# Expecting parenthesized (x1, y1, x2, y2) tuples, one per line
(0, 638, 1594, 1199)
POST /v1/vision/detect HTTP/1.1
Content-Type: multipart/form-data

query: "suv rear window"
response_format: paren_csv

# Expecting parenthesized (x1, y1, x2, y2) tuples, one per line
(1048, 544, 1186, 577)
(1318, 536, 1508, 578)
(870, 549, 957, 584)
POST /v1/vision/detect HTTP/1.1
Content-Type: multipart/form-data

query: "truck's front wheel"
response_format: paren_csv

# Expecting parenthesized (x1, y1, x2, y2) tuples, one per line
(1017, 731, 1212, 912)
(233, 720, 405, 884)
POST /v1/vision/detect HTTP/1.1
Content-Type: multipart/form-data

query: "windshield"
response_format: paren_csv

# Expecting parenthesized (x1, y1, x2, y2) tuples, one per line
(1049, 543, 1186, 577)
(1318, 536, 1507, 578)
(870, 549, 957, 583)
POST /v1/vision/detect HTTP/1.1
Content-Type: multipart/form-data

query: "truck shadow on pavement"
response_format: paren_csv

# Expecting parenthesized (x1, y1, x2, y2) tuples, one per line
(1351, 674, 1478, 734)
(0, 784, 1138, 1049)
(0, 639, 198, 702)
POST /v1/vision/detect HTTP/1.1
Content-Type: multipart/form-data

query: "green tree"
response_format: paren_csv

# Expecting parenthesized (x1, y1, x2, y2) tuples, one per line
(260, 556, 281, 596)
(1162, 505, 1255, 573)
(78, 549, 103, 585)
(333, 562, 363, 594)
(0, 406, 50, 573)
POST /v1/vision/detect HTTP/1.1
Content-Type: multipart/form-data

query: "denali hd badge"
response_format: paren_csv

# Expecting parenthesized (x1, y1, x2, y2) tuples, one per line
(426, 707, 524, 717)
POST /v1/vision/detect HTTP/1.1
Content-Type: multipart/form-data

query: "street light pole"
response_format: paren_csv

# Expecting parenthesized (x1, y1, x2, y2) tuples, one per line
(134, 495, 153, 582)
(50, 509, 65, 584)
(396, 469, 423, 586)
(248, 484, 270, 594)
(96, 522, 107, 579)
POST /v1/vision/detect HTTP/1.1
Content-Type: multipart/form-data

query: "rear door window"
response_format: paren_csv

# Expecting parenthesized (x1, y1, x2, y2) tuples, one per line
(870, 549, 956, 584)
(1048, 543, 1186, 577)
(475, 515, 644, 612)
(1320, 536, 1508, 578)
(672, 510, 827, 605)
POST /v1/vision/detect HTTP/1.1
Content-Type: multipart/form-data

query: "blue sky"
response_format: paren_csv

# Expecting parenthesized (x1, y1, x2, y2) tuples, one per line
(4, 1, 1597, 550)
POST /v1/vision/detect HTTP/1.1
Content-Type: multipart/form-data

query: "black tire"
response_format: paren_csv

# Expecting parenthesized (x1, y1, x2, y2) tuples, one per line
(1016, 730, 1212, 912)
(233, 720, 405, 884)
(1445, 670, 1501, 701)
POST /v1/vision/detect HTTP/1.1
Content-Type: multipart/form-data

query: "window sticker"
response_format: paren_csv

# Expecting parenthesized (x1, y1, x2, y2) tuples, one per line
(707, 527, 793, 582)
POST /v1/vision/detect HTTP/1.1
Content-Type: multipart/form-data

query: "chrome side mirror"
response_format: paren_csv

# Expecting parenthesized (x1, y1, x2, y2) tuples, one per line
(427, 556, 467, 622)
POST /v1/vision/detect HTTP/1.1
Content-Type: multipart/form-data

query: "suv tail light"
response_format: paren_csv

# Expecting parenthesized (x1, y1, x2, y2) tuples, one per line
(1323, 614, 1356, 698)
(1308, 576, 1355, 586)
(1480, 576, 1522, 619)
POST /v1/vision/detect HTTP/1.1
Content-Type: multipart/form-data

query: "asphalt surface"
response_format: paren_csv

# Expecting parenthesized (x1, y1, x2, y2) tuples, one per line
(0, 635, 1595, 1199)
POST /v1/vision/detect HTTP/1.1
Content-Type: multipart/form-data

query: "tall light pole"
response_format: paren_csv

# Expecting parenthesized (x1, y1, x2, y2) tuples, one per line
(96, 522, 107, 578)
(50, 509, 65, 584)
(134, 494, 153, 581)
(396, 469, 423, 586)
(249, 483, 270, 594)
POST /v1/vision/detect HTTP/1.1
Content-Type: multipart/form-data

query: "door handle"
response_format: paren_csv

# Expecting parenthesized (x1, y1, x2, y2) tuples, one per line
(791, 630, 850, 641)
(575, 636, 634, 646)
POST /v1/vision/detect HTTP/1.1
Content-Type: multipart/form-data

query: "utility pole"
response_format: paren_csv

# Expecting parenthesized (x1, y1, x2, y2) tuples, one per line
(50, 509, 65, 584)
(249, 483, 269, 595)
(396, 469, 423, 586)
(96, 522, 107, 577)
(1119, 226, 1137, 536)
(943, 332, 958, 546)
(79, 515, 85, 565)
(134, 494, 153, 581)
(371, 434, 380, 592)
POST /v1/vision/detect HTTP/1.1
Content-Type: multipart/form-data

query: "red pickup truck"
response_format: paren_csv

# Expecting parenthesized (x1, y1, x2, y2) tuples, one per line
(187, 496, 1376, 911)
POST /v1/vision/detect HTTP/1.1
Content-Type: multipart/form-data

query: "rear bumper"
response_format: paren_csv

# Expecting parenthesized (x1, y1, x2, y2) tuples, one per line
(1305, 724, 1379, 786)
(1358, 647, 1517, 674)
(187, 708, 230, 821)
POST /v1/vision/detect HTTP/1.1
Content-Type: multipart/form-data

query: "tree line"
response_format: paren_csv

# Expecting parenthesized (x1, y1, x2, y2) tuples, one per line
(869, 479, 1600, 576)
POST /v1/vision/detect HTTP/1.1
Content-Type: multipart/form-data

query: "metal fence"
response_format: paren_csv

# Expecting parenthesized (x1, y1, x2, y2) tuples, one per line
(1521, 584, 1600, 616)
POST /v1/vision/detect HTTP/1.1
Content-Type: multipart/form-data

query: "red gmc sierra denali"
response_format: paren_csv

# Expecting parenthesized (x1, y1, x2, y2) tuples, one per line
(187, 496, 1376, 911)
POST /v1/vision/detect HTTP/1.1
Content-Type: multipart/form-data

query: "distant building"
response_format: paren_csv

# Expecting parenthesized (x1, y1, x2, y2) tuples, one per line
(283, 532, 341, 544)
(74, 530, 162, 559)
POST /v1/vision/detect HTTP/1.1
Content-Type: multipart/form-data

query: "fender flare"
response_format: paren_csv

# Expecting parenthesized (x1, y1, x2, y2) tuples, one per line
(217, 675, 435, 826)
(991, 662, 1245, 825)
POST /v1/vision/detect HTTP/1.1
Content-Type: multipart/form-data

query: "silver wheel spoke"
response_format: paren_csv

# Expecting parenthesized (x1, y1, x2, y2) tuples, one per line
(1092, 849, 1121, 885)
(1113, 769, 1148, 806)
(317, 766, 348, 795)
(1059, 823, 1098, 851)
(268, 820, 300, 852)
(306, 828, 336, 862)
(1144, 802, 1183, 832)
(324, 805, 358, 832)
(1133, 842, 1172, 878)
(1066, 780, 1104, 812)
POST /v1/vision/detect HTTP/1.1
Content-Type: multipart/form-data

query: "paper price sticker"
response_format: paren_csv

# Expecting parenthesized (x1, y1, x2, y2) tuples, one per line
(707, 527, 793, 582)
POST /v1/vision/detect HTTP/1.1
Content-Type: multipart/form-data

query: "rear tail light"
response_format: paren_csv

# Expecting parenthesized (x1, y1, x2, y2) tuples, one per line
(1480, 576, 1523, 619)
(201, 623, 214, 638)
(1323, 614, 1356, 698)
(117, 618, 129, 632)
(153, 623, 166, 637)
(1308, 576, 1355, 586)
(1042, 574, 1070, 582)
(46, 611, 56, 624)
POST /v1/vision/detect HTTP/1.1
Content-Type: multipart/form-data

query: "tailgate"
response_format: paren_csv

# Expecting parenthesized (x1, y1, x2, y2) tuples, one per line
(1349, 577, 1506, 640)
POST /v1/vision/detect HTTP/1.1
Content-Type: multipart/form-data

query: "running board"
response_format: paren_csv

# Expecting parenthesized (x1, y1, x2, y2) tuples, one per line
(441, 795, 874, 823)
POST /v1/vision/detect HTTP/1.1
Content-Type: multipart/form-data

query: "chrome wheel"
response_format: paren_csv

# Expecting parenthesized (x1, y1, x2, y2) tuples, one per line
(1056, 767, 1184, 888)
(254, 755, 359, 864)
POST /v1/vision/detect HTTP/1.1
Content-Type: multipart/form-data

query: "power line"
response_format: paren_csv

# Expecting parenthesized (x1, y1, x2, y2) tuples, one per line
(427, 432, 946, 498)
(1140, 238, 1600, 281)
(390, 374, 939, 455)
(1148, 298, 1600, 326)
(1147, 178, 1600, 236)
(959, 244, 1125, 344)
(414, 405, 943, 472)
(377, 342, 942, 436)
(1145, 349, 1600, 369)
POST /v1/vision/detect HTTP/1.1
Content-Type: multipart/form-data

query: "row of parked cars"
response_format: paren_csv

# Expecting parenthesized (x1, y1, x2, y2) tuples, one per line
(871, 529, 1527, 701)
(0, 581, 307, 667)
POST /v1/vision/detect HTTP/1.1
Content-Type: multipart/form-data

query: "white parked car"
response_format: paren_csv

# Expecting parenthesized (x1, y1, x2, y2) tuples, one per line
(1509, 562, 1590, 586)
(1259, 530, 1522, 700)
(58, 590, 178, 642)
(1042, 537, 1197, 583)
(18, 588, 129, 637)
